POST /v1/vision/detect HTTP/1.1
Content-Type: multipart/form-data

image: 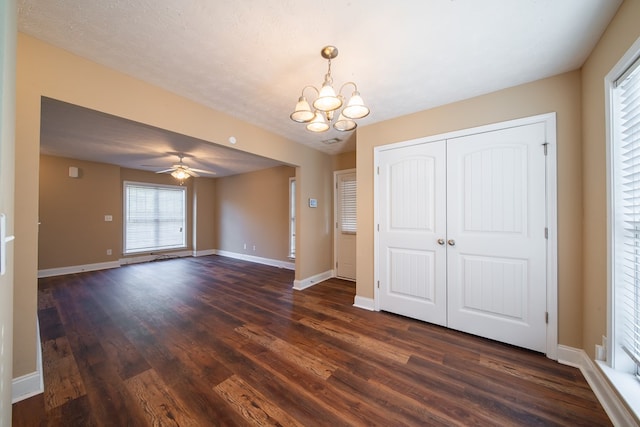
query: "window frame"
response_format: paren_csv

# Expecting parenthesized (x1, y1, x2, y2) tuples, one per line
(123, 180, 188, 254)
(289, 177, 296, 259)
(603, 35, 640, 420)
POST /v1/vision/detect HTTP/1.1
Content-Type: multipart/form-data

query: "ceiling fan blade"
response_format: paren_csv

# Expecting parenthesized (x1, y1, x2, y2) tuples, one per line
(155, 168, 174, 174)
(186, 169, 200, 177)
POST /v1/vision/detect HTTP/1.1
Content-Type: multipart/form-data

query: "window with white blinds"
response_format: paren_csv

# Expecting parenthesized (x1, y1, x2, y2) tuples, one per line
(124, 182, 186, 254)
(613, 55, 640, 374)
(339, 175, 357, 234)
(289, 178, 296, 258)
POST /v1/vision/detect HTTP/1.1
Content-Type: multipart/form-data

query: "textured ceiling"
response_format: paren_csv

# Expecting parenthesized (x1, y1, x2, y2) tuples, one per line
(19, 0, 621, 174)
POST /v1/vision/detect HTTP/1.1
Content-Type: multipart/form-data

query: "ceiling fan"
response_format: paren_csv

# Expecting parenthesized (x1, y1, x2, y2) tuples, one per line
(154, 154, 216, 181)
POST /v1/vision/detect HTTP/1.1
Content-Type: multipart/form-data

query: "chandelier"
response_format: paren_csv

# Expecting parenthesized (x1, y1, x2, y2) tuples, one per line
(290, 46, 370, 133)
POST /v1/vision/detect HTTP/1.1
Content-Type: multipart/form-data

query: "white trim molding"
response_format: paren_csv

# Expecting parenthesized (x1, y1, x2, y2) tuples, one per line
(12, 371, 43, 403)
(215, 250, 295, 270)
(37, 250, 295, 279)
(293, 270, 333, 290)
(120, 250, 193, 266)
(38, 260, 120, 278)
(373, 113, 559, 359)
(353, 295, 375, 311)
(557, 345, 638, 426)
(193, 249, 216, 257)
(12, 318, 44, 403)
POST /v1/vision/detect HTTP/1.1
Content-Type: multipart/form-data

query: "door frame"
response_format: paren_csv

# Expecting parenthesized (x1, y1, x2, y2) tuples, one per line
(334, 168, 357, 280)
(373, 113, 558, 359)
(0, 0, 16, 421)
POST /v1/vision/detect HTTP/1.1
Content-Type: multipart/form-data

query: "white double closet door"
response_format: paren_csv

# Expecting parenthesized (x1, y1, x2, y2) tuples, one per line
(377, 122, 548, 353)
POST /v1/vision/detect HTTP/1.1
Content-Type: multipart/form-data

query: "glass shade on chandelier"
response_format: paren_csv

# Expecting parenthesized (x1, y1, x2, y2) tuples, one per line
(306, 111, 330, 132)
(290, 46, 370, 133)
(290, 96, 314, 122)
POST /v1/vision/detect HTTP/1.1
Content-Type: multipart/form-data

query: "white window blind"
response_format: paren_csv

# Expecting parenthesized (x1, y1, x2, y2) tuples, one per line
(124, 182, 186, 254)
(615, 56, 640, 371)
(339, 175, 357, 234)
(289, 178, 296, 258)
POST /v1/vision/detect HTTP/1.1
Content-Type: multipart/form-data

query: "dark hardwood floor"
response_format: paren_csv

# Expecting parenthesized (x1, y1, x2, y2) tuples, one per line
(13, 255, 611, 426)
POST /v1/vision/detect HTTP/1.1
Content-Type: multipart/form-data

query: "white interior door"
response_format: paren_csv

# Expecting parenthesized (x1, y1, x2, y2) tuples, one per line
(378, 141, 447, 326)
(376, 120, 550, 353)
(0, 0, 16, 423)
(335, 171, 357, 280)
(446, 123, 547, 352)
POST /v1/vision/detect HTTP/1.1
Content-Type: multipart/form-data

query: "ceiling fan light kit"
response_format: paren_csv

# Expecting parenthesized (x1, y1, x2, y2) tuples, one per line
(290, 46, 370, 133)
(155, 154, 216, 184)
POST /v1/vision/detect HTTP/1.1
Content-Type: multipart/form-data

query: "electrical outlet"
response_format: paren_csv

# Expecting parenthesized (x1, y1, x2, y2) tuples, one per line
(253, 245, 256, 251)
(106, 249, 112, 255)
(243, 243, 247, 250)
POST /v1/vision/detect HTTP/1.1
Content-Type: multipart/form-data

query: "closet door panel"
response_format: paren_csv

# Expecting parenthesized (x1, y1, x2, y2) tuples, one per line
(446, 123, 547, 352)
(378, 141, 447, 326)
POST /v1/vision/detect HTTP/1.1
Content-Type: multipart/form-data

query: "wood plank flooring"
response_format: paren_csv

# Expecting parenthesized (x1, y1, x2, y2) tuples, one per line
(13, 255, 611, 426)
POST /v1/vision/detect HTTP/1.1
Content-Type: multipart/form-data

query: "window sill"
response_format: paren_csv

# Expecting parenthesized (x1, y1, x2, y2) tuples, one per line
(596, 360, 640, 422)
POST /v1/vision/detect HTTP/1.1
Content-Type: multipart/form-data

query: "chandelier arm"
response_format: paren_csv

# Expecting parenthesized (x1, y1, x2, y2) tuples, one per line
(338, 82, 358, 97)
(301, 85, 320, 97)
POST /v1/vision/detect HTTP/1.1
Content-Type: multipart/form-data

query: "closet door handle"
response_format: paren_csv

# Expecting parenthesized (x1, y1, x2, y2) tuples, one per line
(447, 239, 456, 246)
(437, 238, 445, 246)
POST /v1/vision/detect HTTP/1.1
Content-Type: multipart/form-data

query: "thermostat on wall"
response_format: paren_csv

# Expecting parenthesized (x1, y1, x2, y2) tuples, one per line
(308, 198, 317, 208)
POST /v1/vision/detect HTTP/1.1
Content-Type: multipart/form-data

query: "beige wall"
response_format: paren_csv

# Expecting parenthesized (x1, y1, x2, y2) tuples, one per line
(194, 177, 216, 252)
(332, 151, 356, 171)
(581, 0, 640, 359)
(38, 156, 215, 269)
(15, 34, 333, 377)
(357, 71, 584, 348)
(215, 166, 295, 262)
(39, 155, 121, 268)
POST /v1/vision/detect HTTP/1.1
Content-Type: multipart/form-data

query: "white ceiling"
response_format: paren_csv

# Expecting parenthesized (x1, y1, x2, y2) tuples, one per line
(18, 0, 622, 175)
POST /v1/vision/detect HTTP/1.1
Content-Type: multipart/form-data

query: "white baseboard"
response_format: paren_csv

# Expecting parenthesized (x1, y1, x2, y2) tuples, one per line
(37, 249, 293, 278)
(120, 250, 193, 266)
(38, 260, 120, 278)
(193, 249, 216, 257)
(12, 371, 43, 403)
(293, 270, 333, 290)
(38, 249, 222, 278)
(353, 295, 375, 311)
(557, 345, 637, 427)
(12, 318, 44, 403)
(215, 250, 295, 270)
